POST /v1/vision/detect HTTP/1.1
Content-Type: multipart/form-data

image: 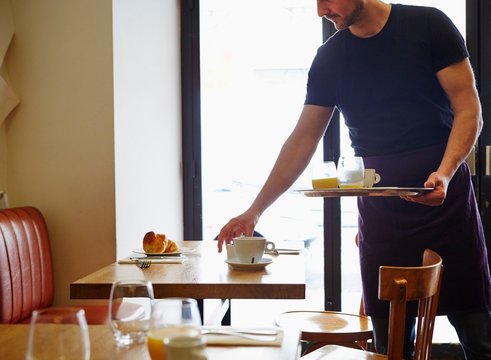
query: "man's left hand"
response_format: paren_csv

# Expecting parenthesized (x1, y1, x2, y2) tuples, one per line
(400, 172, 449, 206)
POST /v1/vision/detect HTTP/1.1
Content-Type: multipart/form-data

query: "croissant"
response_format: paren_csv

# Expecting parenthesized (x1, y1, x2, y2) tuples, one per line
(164, 239, 179, 253)
(143, 231, 168, 253)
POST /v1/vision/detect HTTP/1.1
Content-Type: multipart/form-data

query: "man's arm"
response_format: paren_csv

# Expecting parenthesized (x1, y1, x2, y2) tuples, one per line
(405, 58, 483, 206)
(217, 104, 334, 251)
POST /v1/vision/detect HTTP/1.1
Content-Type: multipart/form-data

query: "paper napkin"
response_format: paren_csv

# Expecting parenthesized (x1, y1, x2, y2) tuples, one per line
(202, 327, 283, 347)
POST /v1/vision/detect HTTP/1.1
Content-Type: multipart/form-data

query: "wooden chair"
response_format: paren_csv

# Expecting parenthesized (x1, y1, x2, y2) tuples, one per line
(275, 303, 373, 355)
(0, 206, 108, 324)
(275, 234, 373, 355)
(300, 248, 443, 360)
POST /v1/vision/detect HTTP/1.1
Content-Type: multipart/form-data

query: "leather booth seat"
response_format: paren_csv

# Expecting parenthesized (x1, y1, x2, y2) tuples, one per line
(0, 206, 108, 324)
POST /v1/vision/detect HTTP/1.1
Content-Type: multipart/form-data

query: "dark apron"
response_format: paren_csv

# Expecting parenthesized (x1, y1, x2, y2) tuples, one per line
(358, 143, 491, 318)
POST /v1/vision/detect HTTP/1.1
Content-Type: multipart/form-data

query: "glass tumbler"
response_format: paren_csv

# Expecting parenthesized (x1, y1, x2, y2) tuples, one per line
(337, 156, 365, 188)
(108, 279, 154, 346)
(147, 298, 202, 360)
(312, 161, 338, 189)
(26, 307, 90, 360)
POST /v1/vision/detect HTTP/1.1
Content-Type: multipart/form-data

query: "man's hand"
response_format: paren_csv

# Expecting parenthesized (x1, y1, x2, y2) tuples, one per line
(216, 212, 258, 252)
(400, 172, 449, 206)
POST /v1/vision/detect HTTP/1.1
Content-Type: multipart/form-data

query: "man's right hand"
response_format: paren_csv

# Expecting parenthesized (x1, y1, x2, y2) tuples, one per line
(216, 212, 258, 252)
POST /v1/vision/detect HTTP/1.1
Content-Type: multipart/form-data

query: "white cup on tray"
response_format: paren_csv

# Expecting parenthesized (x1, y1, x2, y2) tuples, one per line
(363, 169, 381, 188)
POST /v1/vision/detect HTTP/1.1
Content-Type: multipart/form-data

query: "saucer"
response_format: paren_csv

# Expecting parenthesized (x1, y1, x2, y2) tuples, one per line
(225, 258, 273, 271)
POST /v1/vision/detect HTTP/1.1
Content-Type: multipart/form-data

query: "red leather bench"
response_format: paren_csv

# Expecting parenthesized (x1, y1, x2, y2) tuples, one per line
(0, 206, 107, 324)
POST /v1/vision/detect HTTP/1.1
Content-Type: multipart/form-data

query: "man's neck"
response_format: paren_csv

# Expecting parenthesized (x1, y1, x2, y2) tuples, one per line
(349, 0, 392, 38)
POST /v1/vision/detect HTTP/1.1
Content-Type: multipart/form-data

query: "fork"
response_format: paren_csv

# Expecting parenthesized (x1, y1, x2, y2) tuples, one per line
(136, 259, 151, 269)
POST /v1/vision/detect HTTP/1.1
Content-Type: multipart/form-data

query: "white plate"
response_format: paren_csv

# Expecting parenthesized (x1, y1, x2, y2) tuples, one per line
(133, 249, 182, 256)
(132, 247, 195, 257)
(225, 258, 273, 271)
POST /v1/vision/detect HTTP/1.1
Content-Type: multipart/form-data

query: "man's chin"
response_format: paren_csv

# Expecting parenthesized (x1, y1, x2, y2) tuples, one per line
(326, 17, 347, 30)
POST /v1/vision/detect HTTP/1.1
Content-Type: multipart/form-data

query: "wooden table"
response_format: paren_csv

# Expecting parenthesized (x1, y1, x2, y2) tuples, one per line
(71, 241, 306, 300)
(0, 324, 301, 360)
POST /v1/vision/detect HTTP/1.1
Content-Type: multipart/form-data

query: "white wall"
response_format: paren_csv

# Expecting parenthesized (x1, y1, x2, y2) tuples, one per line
(113, 0, 183, 259)
(2, 0, 182, 305)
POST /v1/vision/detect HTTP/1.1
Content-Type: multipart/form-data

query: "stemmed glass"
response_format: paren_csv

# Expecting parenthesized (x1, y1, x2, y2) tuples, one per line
(108, 280, 154, 346)
(147, 298, 203, 360)
(26, 307, 90, 360)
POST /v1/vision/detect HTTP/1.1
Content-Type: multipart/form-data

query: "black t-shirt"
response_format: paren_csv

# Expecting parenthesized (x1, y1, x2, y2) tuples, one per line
(305, 4, 469, 156)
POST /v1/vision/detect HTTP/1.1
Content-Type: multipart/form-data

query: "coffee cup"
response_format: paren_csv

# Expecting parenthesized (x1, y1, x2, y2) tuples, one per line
(363, 169, 381, 188)
(232, 236, 274, 263)
(225, 243, 236, 260)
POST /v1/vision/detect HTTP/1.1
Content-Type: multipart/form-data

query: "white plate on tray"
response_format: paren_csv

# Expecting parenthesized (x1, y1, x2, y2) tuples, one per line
(225, 258, 273, 271)
(297, 187, 434, 197)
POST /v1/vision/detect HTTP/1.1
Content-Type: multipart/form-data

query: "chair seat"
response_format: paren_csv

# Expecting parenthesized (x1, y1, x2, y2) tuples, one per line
(19, 305, 109, 325)
(301, 344, 386, 359)
(275, 310, 373, 343)
(81, 305, 109, 325)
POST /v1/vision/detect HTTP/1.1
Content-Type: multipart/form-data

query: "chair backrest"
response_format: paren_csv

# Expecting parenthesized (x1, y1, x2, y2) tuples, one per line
(378, 249, 443, 360)
(0, 207, 54, 323)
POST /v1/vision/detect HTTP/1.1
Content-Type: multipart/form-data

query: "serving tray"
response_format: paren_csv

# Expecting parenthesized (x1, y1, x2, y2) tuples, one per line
(297, 187, 433, 198)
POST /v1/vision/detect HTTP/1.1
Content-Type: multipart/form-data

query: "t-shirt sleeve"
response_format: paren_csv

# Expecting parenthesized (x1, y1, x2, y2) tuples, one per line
(304, 44, 338, 107)
(428, 8, 468, 72)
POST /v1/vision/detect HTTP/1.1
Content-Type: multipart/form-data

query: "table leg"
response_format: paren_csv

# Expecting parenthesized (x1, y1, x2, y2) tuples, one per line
(197, 299, 204, 325)
(221, 299, 231, 325)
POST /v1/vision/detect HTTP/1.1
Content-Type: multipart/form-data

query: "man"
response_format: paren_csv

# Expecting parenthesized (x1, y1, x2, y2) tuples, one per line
(217, 1, 491, 358)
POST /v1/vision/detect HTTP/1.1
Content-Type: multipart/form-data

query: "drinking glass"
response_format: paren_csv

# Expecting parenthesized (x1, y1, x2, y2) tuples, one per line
(312, 161, 338, 189)
(147, 298, 203, 360)
(109, 280, 154, 346)
(26, 307, 90, 360)
(337, 156, 365, 188)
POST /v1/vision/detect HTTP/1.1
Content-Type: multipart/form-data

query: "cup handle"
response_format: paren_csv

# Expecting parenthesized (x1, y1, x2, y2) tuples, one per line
(265, 241, 275, 251)
(374, 174, 381, 184)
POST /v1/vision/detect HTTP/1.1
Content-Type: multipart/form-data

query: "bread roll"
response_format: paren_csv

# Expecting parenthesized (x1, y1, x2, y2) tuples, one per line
(156, 233, 169, 251)
(143, 231, 167, 253)
(164, 239, 179, 253)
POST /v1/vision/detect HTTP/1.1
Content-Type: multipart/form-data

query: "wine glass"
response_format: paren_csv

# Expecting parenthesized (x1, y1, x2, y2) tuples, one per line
(147, 298, 203, 360)
(26, 307, 90, 360)
(108, 280, 154, 346)
(337, 156, 365, 188)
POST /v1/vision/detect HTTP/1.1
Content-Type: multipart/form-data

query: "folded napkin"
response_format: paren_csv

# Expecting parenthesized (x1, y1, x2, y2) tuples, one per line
(202, 327, 283, 347)
(118, 257, 184, 264)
